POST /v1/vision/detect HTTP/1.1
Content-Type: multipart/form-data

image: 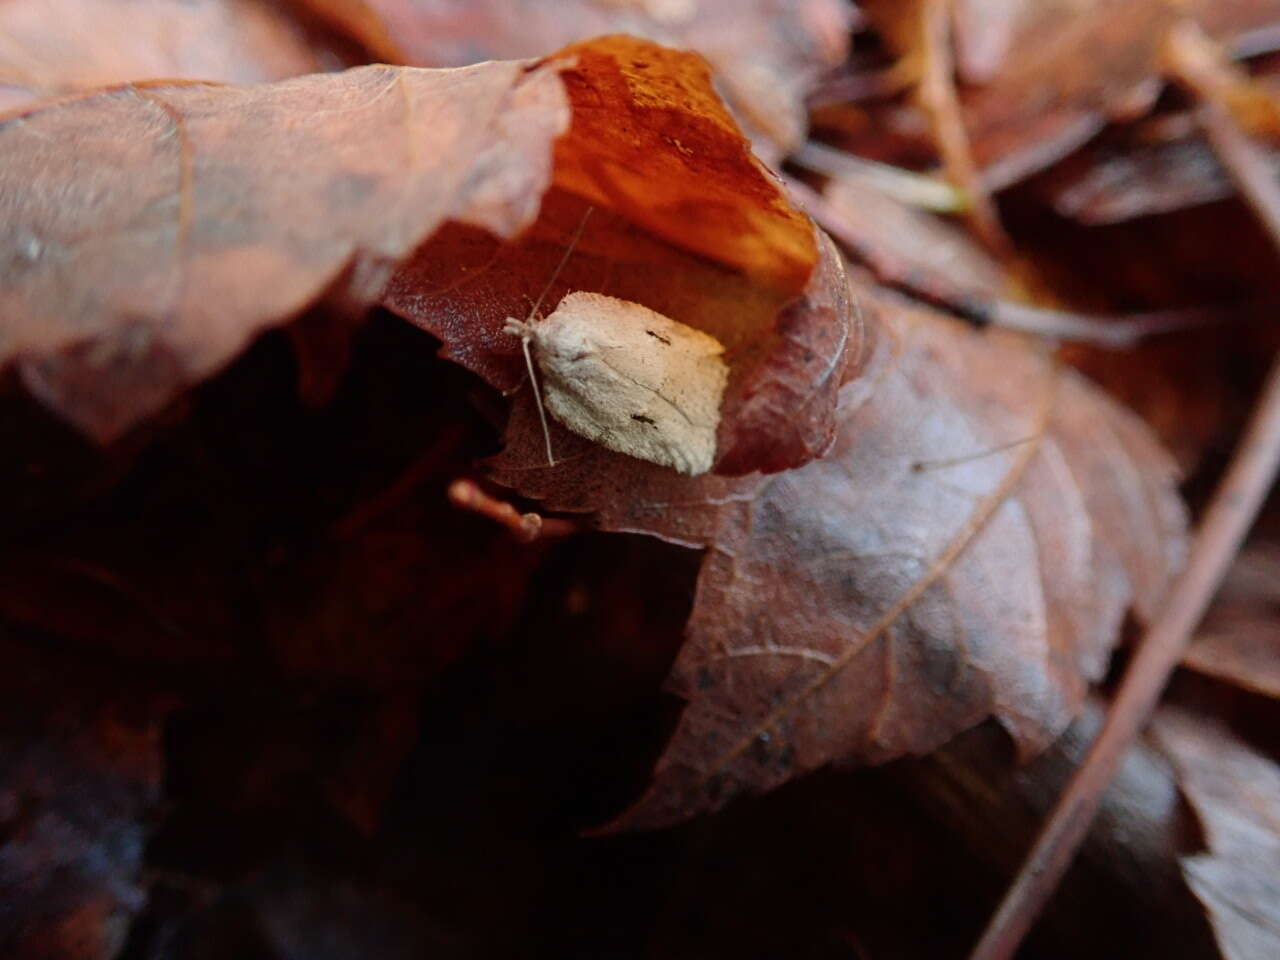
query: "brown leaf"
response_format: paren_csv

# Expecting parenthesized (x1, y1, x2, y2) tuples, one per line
(386, 37, 854, 475)
(1035, 58, 1280, 225)
(1036, 120, 1242, 225)
(809, 171, 1006, 308)
(1183, 546, 1280, 700)
(495, 276, 1186, 827)
(1152, 710, 1280, 960)
(0, 56, 570, 440)
(950, 0, 1026, 84)
(863, 0, 1280, 189)
(291, 0, 853, 160)
(0, 639, 165, 960)
(0, 0, 351, 109)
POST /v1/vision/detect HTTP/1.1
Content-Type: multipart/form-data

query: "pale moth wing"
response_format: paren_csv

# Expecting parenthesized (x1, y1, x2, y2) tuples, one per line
(512, 291, 729, 475)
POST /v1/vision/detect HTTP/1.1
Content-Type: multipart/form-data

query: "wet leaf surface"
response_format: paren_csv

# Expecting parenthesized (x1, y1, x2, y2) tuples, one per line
(495, 276, 1186, 827)
(5, 7, 1274, 956)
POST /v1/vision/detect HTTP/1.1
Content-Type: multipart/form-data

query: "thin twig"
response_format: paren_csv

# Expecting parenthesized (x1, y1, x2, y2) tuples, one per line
(507, 206, 595, 467)
(917, 0, 1011, 256)
(970, 24, 1280, 960)
(982, 300, 1219, 348)
(793, 141, 967, 213)
(447, 478, 575, 543)
(806, 58, 917, 107)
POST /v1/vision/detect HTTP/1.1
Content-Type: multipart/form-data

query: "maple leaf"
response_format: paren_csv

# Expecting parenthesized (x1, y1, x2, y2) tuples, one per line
(290, 0, 853, 160)
(493, 275, 1186, 828)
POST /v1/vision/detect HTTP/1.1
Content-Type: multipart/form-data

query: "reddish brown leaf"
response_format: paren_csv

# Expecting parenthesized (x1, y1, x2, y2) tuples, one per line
(0, 0, 351, 109)
(1152, 710, 1280, 960)
(291, 0, 853, 160)
(3, 35, 849, 474)
(493, 274, 1186, 827)
(386, 37, 855, 475)
(0, 56, 570, 440)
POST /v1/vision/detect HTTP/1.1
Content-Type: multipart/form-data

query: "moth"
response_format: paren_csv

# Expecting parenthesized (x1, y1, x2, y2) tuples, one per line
(506, 213, 729, 476)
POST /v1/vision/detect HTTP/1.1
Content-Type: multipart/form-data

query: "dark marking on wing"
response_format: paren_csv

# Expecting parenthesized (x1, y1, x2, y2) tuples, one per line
(631, 413, 658, 426)
(645, 329, 672, 345)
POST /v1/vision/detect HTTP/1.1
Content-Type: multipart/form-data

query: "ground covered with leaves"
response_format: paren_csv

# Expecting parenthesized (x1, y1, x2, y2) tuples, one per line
(3, 2, 1280, 958)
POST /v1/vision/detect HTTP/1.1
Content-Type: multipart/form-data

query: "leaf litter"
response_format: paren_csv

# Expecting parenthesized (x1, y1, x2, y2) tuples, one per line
(6, 5, 1280, 958)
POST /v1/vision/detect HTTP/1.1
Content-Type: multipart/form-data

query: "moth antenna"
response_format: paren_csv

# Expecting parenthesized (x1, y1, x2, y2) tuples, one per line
(527, 205, 594, 322)
(504, 207, 593, 471)
(520, 329, 556, 467)
(910, 434, 1038, 473)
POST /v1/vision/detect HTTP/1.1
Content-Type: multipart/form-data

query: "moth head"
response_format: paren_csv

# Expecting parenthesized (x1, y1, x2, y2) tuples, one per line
(503, 316, 536, 340)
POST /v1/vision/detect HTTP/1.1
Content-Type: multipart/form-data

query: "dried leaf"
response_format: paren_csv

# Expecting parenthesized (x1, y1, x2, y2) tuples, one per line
(809, 172, 1005, 308)
(977, 1, 1280, 189)
(2, 35, 848, 474)
(863, 0, 1280, 189)
(950, 0, 1026, 84)
(1152, 710, 1280, 960)
(0, 56, 570, 440)
(0, 0, 350, 109)
(1036, 59, 1280, 224)
(494, 276, 1186, 827)
(1184, 546, 1280, 700)
(386, 37, 854, 475)
(1038, 123, 1241, 225)
(291, 0, 853, 160)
